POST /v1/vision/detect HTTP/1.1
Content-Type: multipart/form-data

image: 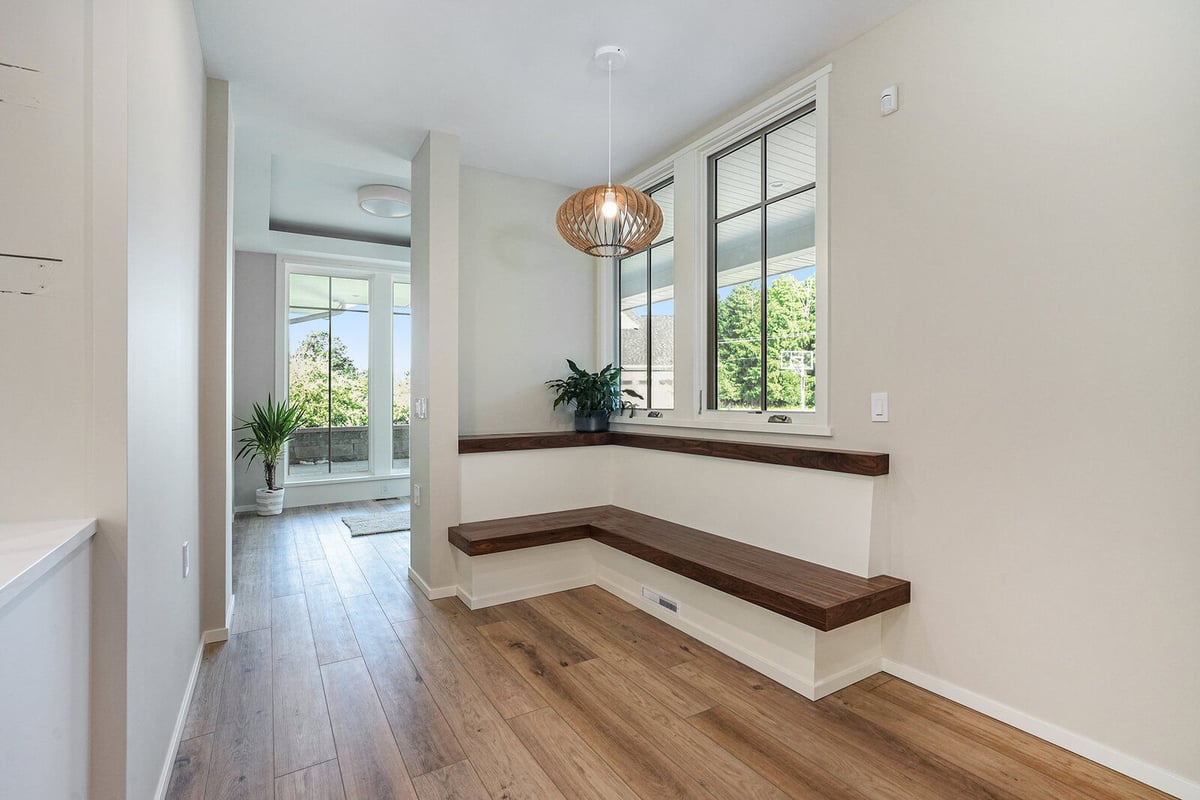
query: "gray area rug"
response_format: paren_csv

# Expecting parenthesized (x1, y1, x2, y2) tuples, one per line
(341, 509, 411, 537)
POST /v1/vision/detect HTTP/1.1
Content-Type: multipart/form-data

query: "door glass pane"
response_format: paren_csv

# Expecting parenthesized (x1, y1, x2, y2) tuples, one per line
(649, 241, 674, 410)
(766, 112, 816, 200)
(393, 282, 411, 310)
(618, 251, 648, 409)
(331, 276, 370, 310)
(651, 182, 674, 243)
(393, 282, 411, 472)
(288, 306, 331, 478)
(766, 192, 817, 411)
(289, 273, 329, 310)
(329, 302, 369, 474)
(716, 139, 762, 218)
(715, 209, 762, 410)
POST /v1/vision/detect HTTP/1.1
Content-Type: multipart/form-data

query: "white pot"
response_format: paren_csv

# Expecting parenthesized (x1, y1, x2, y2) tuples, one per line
(256, 487, 285, 516)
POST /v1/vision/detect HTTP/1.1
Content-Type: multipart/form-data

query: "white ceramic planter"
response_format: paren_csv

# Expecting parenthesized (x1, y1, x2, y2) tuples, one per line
(256, 487, 285, 516)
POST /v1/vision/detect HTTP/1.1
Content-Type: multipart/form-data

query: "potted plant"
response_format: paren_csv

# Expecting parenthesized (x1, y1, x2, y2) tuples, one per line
(235, 394, 305, 516)
(546, 359, 642, 433)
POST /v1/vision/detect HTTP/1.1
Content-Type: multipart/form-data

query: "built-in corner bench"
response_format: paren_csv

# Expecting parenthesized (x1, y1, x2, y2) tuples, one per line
(450, 505, 909, 632)
(454, 430, 909, 699)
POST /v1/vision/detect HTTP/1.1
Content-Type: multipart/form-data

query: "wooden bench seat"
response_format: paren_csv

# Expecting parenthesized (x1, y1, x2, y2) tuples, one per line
(448, 505, 910, 631)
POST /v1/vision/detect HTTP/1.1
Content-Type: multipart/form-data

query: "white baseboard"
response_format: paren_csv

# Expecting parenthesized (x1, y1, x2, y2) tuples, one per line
(881, 659, 1196, 800)
(814, 659, 885, 698)
(233, 504, 256, 513)
(154, 639, 205, 800)
(407, 567, 456, 600)
(203, 626, 229, 644)
(458, 575, 595, 610)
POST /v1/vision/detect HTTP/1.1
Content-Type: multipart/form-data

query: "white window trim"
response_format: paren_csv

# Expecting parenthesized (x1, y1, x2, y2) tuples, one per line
(599, 64, 832, 437)
(275, 255, 412, 485)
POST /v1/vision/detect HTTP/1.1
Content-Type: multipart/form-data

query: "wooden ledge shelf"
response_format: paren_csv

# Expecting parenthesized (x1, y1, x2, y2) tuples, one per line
(459, 431, 889, 476)
(449, 505, 910, 631)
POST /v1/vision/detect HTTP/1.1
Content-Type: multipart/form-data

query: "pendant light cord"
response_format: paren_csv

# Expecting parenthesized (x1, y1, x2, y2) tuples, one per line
(607, 58, 613, 188)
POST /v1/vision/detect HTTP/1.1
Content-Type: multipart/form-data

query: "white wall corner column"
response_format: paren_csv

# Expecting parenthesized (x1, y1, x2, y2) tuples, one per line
(88, 0, 132, 795)
(409, 131, 461, 596)
(200, 77, 234, 637)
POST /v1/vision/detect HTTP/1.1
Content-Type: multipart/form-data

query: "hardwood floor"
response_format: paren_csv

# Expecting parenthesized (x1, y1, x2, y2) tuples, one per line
(168, 500, 1171, 800)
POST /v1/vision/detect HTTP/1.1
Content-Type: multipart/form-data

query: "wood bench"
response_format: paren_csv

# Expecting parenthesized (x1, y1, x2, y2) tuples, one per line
(449, 505, 910, 631)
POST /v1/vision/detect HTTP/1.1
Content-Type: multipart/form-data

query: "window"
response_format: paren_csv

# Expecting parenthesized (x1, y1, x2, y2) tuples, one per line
(710, 104, 817, 414)
(617, 180, 674, 409)
(602, 65, 828, 435)
(392, 281, 411, 472)
(287, 273, 371, 477)
(280, 260, 410, 482)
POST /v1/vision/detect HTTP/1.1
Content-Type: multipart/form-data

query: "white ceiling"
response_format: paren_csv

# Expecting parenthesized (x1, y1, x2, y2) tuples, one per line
(195, 0, 913, 191)
(270, 155, 410, 246)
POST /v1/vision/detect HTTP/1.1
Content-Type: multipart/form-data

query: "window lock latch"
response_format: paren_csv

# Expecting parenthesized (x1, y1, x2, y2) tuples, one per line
(768, 414, 792, 424)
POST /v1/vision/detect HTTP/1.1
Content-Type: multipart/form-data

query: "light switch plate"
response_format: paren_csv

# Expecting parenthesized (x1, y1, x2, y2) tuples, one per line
(871, 392, 889, 422)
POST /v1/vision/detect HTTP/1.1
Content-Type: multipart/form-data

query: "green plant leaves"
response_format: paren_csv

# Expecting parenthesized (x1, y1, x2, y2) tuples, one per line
(234, 393, 306, 489)
(545, 360, 642, 416)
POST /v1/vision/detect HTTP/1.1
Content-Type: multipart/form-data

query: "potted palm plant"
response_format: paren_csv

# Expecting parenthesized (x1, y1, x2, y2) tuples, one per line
(235, 394, 305, 515)
(546, 359, 642, 432)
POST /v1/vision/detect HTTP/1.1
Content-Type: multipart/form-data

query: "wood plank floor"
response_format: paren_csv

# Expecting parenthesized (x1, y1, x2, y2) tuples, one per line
(167, 500, 1172, 800)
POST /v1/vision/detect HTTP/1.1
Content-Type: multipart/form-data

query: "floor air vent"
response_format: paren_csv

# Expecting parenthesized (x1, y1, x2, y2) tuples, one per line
(641, 586, 679, 614)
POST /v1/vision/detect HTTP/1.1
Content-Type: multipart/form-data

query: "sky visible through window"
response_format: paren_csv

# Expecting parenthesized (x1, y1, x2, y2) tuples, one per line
(287, 300, 411, 379)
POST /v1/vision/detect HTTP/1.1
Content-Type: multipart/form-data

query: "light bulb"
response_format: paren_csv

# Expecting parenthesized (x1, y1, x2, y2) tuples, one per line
(601, 190, 619, 219)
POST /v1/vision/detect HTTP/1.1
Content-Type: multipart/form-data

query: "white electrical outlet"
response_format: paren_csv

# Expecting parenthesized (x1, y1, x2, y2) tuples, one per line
(413, 483, 421, 507)
(182, 541, 190, 578)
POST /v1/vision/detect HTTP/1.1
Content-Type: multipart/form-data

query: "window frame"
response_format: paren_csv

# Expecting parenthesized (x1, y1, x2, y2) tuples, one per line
(599, 64, 831, 436)
(707, 102, 818, 415)
(275, 255, 411, 485)
(615, 176, 676, 410)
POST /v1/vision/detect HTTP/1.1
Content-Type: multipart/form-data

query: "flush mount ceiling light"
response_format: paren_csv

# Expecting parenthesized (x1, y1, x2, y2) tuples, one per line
(357, 184, 412, 218)
(556, 45, 663, 258)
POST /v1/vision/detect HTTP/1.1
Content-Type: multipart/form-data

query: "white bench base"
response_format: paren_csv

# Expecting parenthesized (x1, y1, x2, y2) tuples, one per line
(453, 538, 885, 700)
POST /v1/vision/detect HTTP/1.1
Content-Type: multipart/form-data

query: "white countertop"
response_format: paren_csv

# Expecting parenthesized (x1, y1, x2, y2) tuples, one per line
(0, 518, 97, 612)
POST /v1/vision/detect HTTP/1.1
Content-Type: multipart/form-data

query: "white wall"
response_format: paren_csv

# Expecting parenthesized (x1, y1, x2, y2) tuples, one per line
(123, 0, 206, 795)
(819, 0, 1200, 788)
(0, 0, 90, 519)
(232, 250, 279, 508)
(88, 0, 132, 792)
(612, 448, 878, 575)
(201, 77, 235, 634)
(458, 166, 595, 433)
(409, 131, 461, 594)
(5, 1, 209, 796)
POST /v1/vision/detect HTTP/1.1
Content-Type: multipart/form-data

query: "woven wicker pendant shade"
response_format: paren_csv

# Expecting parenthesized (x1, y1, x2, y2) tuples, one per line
(556, 183, 663, 257)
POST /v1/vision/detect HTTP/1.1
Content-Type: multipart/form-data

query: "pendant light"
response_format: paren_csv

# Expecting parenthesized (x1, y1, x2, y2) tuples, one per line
(556, 46, 663, 258)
